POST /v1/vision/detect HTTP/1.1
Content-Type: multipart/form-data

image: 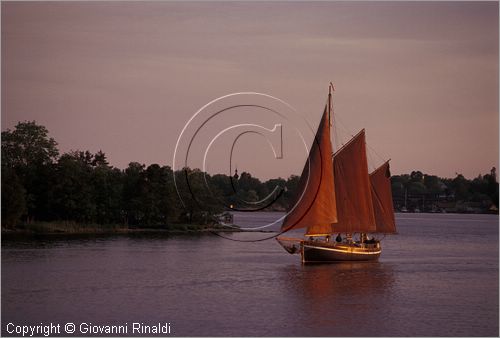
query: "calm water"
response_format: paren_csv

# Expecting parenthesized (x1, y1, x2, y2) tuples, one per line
(2, 213, 498, 337)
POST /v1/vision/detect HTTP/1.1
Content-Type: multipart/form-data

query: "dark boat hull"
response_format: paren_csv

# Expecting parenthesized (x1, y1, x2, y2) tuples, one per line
(301, 241, 381, 263)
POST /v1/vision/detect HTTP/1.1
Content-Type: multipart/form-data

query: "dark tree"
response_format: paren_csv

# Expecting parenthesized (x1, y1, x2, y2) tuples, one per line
(1, 121, 59, 169)
(140, 164, 173, 227)
(1, 121, 59, 223)
(451, 174, 470, 201)
(52, 151, 96, 222)
(1, 167, 26, 228)
(122, 162, 146, 226)
(91, 152, 123, 224)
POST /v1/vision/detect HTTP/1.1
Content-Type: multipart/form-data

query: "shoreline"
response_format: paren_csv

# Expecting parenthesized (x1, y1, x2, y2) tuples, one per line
(2, 212, 496, 239)
(1, 223, 276, 239)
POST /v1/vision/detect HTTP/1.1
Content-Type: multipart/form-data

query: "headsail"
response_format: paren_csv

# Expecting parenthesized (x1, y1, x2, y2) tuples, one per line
(277, 84, 396, 263)
(370, 161, 397, 233)
(281, 107, 337, 236)
(332, 129, 376, 233)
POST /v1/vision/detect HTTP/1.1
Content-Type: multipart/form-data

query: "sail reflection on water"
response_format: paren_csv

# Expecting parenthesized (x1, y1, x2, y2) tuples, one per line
(280, 262, 396, 333)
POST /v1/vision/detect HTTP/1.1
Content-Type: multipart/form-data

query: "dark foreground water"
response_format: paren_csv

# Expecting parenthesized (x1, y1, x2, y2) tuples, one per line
(2, 213, 498, 337)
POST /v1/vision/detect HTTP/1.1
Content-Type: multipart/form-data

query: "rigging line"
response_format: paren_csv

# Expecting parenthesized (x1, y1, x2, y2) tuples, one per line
(332, 113, 339, 150)
(367, 147, 378, 173)
(331, 102, 340, 151)
(210, 128, 323, 243)
(366, 142, 387, 164)
(332, 120, 354, 154)
(332, 113, 348, 151)
(334, 110, 388, 164)
(332, 111, 356, 140)
(333, 129, 365, 157)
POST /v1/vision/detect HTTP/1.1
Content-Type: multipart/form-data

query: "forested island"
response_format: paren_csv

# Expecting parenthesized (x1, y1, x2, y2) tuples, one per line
(2, 121, 498, 234)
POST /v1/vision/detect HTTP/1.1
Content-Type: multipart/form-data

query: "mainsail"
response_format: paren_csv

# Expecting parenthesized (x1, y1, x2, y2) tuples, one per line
(332, 129, 377, 233)
(370, 161, 397, 233)
(276, 84, 397, 262)
(280, 107, 337, 236)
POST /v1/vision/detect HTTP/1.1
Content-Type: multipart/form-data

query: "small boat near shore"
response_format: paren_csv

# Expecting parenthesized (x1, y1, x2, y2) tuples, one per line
(277, 83, 397, 263)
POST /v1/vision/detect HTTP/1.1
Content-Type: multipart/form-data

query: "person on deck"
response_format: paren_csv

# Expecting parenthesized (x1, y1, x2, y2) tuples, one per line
(365, 236, 376, 244)
(361, 233, 367, 243)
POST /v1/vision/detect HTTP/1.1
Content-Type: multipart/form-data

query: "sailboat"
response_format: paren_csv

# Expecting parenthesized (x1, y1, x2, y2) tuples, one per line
(277, 83, 397, 263)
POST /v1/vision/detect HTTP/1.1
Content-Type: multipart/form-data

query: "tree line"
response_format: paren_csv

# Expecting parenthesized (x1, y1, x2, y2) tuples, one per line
(1, 121, 299, 228)
(2, 121, 498, 229)
(391, 169, 498, 212)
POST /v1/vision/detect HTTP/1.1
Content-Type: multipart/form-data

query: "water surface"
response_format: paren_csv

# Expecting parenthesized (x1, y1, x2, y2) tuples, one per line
(2, 213, 498, 336)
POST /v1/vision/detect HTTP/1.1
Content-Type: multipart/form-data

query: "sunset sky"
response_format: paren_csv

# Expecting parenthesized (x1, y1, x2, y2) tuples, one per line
(2, 1, 498, 180)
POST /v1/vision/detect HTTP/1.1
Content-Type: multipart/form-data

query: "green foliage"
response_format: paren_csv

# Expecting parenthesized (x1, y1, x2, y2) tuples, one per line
(423, 175, 445, 194)
(174, 168, 224, 223)
(1, 167, 26, 228)
(391, 168, 499, 211)
(52, 151, 96, 222)
(2, 121, 498, 230)
(2, 121, 58, 169)
(122, 162, 146, 225)
(408, 181, 427, 195)
(452, 174, 470, 201)
(2, 121, 59, 223)
(141, 164, 174, 227)
(21, 221, 127, 234)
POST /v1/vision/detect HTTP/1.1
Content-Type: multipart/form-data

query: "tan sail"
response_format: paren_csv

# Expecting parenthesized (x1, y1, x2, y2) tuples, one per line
(281, 107, 337, 235)
(332, 129, 376, 233)
(276, 84, 396, 262)
(370, 161, 397, 233)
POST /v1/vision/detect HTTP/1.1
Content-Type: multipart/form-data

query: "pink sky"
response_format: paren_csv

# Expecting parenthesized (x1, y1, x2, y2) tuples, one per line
(2, 2, 498, 180)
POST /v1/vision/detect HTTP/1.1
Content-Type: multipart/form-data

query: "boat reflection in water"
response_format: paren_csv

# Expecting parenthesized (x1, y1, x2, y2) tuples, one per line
(280, 261, 396, 336)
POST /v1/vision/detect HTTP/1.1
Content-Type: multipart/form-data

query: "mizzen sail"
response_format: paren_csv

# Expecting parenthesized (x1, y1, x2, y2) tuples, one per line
(281, 107, 337, 236)
(332, 129, 376, 233)
(370, 161, 397, 233)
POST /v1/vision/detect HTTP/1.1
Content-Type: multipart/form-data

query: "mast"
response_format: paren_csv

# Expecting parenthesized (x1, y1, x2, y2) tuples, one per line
(281, 86, 337, 236)
(328, 83, 332, 126)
